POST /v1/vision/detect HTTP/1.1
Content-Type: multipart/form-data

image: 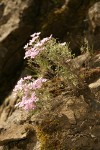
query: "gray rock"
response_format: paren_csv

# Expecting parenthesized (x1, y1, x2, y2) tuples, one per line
(89, 78, 100, 90)
(88, 2, 100, 50)
(88, 2, 100, 31)
(90, 53, 100, 68)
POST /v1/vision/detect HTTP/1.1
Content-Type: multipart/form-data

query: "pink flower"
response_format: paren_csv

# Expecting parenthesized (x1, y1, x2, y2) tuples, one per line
(30, 32, 41, 38)
(30, 50, 40, 59)
(32, 77, 47, 89)
(13, 78, 24, 92)
(34, 35, 52, 48)
(40, 35, 52, 44)
(24, 48, 40, 59)
(29, 36, 39, 46)
(15, 92, 38, 111)
(14, 76, 47, 111)
(24, 103, 36, 111)
(24, 43, 29, 49)
(29, 32, 41, 46)
(24, 34, 52, 59)
(60, 42, 66, 46)
(24, 49, 33, 59)
(24, 76, 32, 80)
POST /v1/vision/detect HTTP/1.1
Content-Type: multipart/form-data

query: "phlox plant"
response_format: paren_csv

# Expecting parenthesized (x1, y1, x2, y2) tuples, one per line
(25, 32, 69, 77)
(13, 76, 47, 111)
(13, 32, 78, 111)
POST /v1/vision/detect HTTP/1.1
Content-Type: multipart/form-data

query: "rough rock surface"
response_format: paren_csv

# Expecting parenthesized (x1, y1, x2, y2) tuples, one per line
(0, 0, 100, 104)
(0, 0, 100, 150)
(0, 52, 100, 150)
(88, 2, 100, 50)
(0, 0, 39, 104)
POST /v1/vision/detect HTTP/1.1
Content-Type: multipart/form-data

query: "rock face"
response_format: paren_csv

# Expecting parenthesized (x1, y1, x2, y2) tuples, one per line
(0, 0, 100, 149)
(88, 2, 100, 50)
(0, 52, 100, 150)
(0, 0, 100, 104)
(0, 78, 100, 150)
(0, 0, 39, 104)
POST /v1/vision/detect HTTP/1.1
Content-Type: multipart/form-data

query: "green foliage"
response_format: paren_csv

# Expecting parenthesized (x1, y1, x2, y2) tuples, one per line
(27, 37, 78, 91)
(80, 38, 90, 54)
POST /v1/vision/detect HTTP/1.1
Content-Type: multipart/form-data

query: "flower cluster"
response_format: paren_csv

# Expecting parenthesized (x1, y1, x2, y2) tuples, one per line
(13, 32, 52, 111)
(13, 76, 47, 111)
(24, 32, 52, 59)
(13, 32, 75, 112)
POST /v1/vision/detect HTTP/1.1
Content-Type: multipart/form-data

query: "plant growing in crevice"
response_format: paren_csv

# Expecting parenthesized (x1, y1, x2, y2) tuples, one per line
(13, 32, 79, 112)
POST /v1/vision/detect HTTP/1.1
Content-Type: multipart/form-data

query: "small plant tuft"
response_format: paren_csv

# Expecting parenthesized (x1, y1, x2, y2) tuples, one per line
(13, 32, 79, 112)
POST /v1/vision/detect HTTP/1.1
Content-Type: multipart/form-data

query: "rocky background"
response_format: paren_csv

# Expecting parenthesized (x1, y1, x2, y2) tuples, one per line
(0, 0, 100, 149)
